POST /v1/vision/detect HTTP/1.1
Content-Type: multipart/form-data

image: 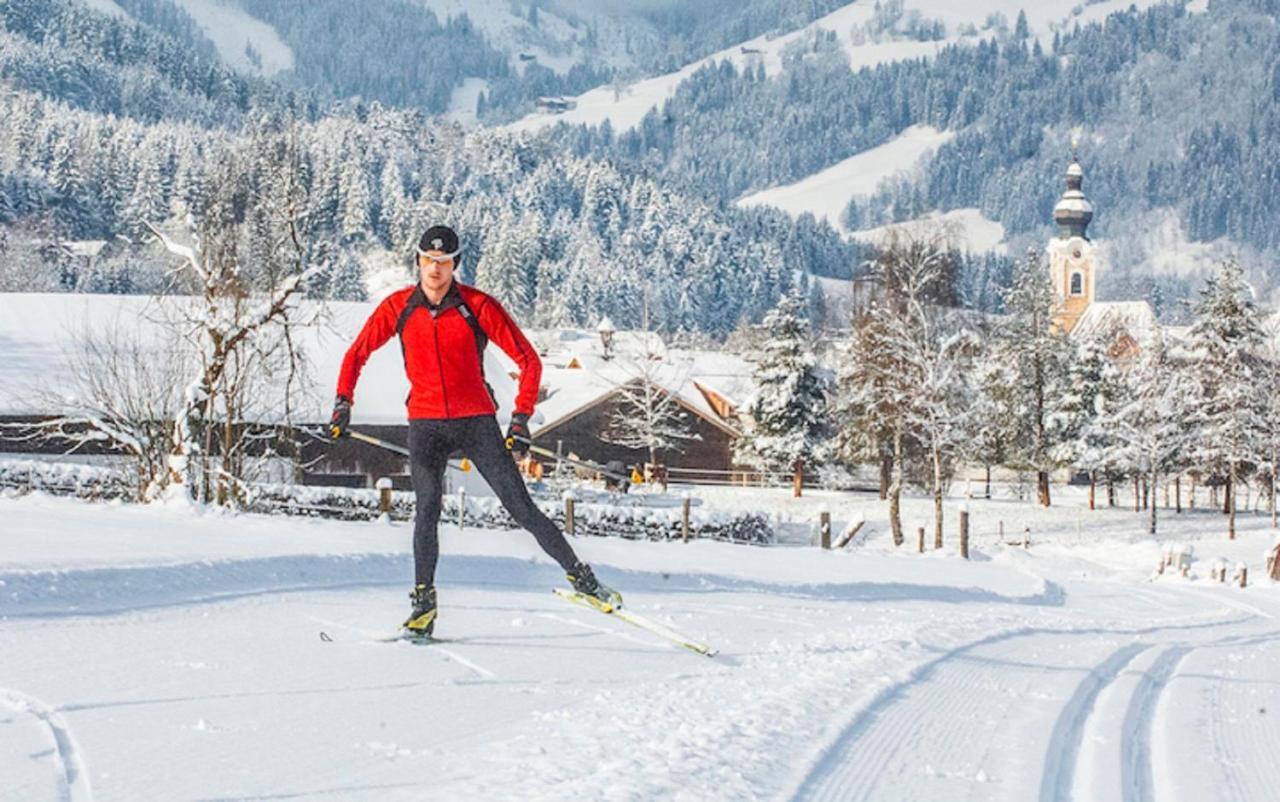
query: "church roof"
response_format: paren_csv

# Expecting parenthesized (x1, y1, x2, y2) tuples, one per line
(1069, 301, 1158, 344)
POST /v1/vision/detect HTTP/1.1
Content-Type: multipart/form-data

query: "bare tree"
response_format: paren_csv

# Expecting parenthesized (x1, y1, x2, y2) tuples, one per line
(876, 225, 971, 547)
(22, 315, 187, 501)
(147, 135, 326, 506)
(601, 333, 700, 469)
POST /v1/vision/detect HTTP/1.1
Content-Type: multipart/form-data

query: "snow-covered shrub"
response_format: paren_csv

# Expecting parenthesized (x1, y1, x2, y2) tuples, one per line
(0, 459, 135, 500)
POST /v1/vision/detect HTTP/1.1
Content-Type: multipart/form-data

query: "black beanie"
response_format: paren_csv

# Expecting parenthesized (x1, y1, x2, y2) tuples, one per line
(417, 225, 460, 257)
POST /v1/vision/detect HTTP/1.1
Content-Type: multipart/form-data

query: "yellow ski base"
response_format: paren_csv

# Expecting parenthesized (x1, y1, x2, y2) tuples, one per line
(552, 588, 717, 657)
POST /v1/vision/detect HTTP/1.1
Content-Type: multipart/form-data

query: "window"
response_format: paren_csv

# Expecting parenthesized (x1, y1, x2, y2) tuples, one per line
(1070, 272, 1083, 296)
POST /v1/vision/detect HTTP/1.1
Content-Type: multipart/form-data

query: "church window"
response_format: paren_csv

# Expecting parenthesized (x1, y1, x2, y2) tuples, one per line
(1070, 272, 1083, 295)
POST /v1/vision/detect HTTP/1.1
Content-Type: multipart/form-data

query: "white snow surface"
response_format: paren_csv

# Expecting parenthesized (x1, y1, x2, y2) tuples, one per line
(736, 125, 953, 231)
(4, 484, 1280, 801)
(852, 207, 1009, 253)
(507, 0, 1172, 135)
(169, 0, 295, 77)
(445, 77, 490, 127)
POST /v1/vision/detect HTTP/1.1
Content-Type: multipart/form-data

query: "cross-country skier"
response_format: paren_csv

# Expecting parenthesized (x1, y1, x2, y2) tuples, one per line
(330, 224, 621, 637)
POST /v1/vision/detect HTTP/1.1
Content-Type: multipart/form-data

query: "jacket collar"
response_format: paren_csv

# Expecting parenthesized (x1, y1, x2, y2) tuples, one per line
(416, 280, 463, 317)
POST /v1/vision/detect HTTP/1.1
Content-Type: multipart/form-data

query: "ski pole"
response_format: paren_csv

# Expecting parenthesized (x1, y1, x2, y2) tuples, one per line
(345, 430, 471, 473)
(507, 435, 637, 484)
(347, 429, 409, 456)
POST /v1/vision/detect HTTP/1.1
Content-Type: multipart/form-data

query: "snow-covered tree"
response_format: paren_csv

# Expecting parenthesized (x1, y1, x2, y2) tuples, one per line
(1103, 334, 1194, 534)
(601, 333, 700, 469)
(147, 145, 326, 506)
(740, 292, 830, 497)
(28, 319, 187, 501)
(991, 248, 1073, 507)
(875, 225, 971, 544)
(1187, 257, 1267, 539)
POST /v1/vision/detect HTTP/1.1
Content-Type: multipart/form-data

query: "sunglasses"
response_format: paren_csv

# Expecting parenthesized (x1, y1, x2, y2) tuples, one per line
(416, 247, 459, 265)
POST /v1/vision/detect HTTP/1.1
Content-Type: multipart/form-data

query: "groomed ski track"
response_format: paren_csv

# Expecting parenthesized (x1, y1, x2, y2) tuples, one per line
(4, 493, 1280, 800)
(788, 607, 1280, 802)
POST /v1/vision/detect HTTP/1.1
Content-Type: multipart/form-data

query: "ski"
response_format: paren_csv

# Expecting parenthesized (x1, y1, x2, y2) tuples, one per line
(552, 588, 718, 657)
(374, 630, 451, 645)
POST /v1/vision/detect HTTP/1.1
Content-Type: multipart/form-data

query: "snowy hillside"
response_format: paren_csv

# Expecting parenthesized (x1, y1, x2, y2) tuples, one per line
(168, 0, 295, 77)
(508, 0, 1172, 135)
(5, 485, 1280, 800)
(416, 0, 639, 76)
(735, 125, 953, 229)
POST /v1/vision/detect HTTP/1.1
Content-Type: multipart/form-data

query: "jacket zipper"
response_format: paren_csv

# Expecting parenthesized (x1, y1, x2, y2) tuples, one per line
(429, 312, 450, 416)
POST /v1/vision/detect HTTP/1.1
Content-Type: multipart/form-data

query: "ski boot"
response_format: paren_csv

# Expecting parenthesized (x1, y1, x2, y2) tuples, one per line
(401, 584, 437, 639)
(566, 563, 623, 612)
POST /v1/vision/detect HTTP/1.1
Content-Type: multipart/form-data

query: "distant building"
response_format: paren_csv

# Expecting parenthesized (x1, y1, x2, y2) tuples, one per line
(1047, 156, 1159, 355)
(535, 96, 576, 113)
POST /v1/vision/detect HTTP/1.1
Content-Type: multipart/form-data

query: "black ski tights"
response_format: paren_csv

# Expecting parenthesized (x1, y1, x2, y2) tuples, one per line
(408, 415, 578, 586)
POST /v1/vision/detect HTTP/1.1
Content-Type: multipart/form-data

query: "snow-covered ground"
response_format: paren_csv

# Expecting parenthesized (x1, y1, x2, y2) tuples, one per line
(735, 125, 953, 232)
(4, 483, 1280, 801)
(445, 78, 490, 128)
(507, 0, 1174, 136)
(169, 0, 295, 77)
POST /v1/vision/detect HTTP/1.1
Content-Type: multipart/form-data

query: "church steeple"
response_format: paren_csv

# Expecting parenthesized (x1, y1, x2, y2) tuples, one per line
(1048, 145, 1098, 335)
(1053, 147, 1093, 240)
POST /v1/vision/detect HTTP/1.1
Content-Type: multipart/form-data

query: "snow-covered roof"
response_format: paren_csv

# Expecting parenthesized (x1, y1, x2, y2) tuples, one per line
(529, 334, 751, 437)
(0, 294, 753, 434)
(1070, 301, 1158, 345)
(0, 292, 519, 425)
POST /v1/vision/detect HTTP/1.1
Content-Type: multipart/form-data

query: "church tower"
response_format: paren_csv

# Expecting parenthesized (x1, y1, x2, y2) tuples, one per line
(1048, 154, 1096, 334)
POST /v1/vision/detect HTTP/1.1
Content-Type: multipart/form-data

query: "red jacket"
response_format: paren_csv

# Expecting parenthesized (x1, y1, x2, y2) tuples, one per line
(336, 282, 541, 420)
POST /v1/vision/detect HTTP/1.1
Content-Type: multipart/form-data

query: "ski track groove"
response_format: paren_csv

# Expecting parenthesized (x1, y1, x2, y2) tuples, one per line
(306, 615, 496, 680)
(0, 687, 92, 802)
(534, 610, 675, 652)
(1119, 645, 1192, 802)
(431, 645, 496, 680)
(788, 613, 1257, 802)
(1038, 642, 1150, 802)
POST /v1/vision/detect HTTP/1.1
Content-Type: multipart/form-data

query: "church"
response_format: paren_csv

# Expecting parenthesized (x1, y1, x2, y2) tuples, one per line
(1047, 155, 1159, 359)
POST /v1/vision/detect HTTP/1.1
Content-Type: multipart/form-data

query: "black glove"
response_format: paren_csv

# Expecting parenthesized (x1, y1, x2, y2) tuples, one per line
(505, 412, 530, 458)
(330, 395, 352, 440)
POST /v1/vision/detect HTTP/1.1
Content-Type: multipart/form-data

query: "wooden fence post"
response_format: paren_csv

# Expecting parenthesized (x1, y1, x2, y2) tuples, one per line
(959, 508, 970, 560)
(1022, 526, 1030, 549)
(681, 495, 691, 543)
(376, 477, 393, 516)
(998, 520, 1004, 542)
(457, 487, 466, 531)
(819, 508, 831, 550)
(1236, 563, 1248, 588)
(916, 526, 925, 554)
(564, 492, 576, 536)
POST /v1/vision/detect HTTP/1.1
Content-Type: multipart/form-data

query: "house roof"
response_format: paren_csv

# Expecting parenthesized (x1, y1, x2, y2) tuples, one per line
(0, 295, 755, 435)
(0, 292, 520, 425)
(1070, 301, 1159, 345)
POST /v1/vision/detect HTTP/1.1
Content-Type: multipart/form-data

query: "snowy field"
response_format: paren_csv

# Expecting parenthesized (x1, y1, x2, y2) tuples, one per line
(3, 485, 1280, 801)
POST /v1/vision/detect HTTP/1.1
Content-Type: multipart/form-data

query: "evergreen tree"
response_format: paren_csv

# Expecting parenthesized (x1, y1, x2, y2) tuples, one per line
(992, 248, 1073, 506)
(739, 292, 830, 496)
(1187, 257, 1267, 539)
